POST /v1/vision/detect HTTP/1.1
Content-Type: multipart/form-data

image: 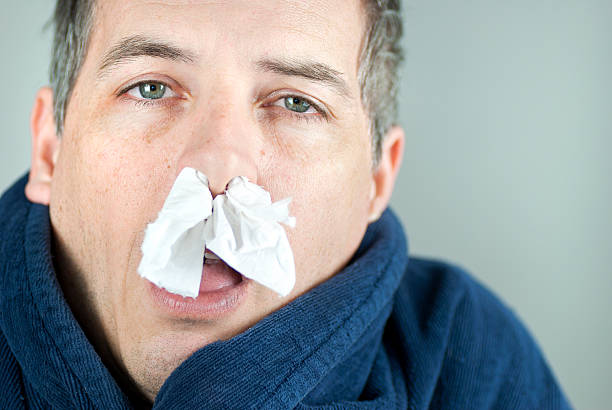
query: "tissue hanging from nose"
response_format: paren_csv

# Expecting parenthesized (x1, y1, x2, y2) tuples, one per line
(138, 167, 296, 298)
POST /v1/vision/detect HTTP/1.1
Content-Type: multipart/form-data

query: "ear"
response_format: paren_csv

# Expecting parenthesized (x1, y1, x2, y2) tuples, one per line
(368, 125, 405, 223)
(25, 87, 60, 205)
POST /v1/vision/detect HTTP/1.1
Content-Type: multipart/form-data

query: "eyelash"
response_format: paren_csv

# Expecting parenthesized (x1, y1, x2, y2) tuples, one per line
(118, 80, 176, 108)
(268, 94, 328, 123)
(118, 81, 328, 123)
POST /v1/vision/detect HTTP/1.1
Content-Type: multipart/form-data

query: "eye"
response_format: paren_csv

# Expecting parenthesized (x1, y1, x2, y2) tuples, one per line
(269, 95, 322, 116)
(125, 81, 177, 100)
(284, 96, 312, 113)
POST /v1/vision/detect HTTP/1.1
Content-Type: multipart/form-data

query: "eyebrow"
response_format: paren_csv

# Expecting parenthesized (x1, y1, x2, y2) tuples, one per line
(98, 35, 197, 77)
(97, 36, 352, 99)
(256, 58, 352, 99)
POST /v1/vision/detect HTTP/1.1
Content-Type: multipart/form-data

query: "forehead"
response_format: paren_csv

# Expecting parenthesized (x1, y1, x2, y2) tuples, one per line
(89, 0, 366, 78)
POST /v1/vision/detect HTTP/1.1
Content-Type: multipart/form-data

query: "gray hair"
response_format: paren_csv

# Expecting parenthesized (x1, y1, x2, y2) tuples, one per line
(359, 0, 403, 167)
(50, 0, 95, 136)
(50, 0, 403, 166)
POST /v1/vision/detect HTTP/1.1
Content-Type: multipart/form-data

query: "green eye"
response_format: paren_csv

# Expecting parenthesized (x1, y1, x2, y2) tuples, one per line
(284, 96, 311, 113)
(139, 83, 166, 99)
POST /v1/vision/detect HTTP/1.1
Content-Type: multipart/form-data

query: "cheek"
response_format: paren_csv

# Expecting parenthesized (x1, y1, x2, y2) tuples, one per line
(93, 144, 177, 271)
(55, 114, 181, 279)
(263, 136, 373, 288)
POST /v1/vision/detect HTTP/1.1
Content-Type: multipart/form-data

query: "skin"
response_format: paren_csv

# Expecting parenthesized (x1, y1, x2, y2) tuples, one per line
(26, 0, 404, 403)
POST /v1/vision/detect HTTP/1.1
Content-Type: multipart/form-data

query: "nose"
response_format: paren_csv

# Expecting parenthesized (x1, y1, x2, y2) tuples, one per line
(204, 146, 258, 197)
(178, 93, 260, 197)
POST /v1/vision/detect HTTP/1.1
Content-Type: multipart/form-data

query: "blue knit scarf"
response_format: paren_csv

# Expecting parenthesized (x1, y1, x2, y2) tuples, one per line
(0, 174, 408, 409)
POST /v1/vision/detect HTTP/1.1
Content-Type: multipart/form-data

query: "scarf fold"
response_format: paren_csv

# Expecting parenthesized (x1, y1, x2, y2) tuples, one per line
(0, 174, 410, 409)
(0, 175, 130, 409)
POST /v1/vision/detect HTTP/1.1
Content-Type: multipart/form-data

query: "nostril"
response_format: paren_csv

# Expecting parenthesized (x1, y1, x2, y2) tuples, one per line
(208, 180, 232, 198)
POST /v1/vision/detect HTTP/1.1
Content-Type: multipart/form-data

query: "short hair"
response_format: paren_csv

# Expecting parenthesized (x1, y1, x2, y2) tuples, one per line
(50, 0, 94, 139)
(50, 0, 403, 167)
(359, 0, 403, 166)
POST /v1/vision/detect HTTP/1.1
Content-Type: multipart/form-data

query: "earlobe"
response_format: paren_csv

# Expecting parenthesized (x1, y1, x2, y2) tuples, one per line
(25, 87, 60, 205)
(368, 125, 405, 223)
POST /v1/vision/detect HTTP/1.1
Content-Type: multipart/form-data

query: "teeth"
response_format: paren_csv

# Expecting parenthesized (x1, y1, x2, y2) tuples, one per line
(204, 251, 220, 260)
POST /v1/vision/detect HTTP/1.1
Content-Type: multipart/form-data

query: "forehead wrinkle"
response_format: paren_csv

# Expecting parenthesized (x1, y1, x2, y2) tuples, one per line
(91, 1, 363, 96)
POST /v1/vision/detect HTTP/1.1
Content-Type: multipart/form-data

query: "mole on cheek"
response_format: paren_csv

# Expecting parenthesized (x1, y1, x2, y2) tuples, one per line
(144, 133, 153, 144)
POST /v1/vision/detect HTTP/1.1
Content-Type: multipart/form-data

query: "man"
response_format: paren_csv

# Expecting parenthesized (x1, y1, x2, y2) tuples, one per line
(0, 0, 571, 408)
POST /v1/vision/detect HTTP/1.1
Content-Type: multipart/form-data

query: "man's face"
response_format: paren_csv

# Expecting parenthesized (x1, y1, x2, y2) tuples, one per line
(47, 0, 379, 400)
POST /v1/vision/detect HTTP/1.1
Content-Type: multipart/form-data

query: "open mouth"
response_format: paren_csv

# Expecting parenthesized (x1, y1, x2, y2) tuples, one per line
(148, 249, 249, 319)
(200, 250, 243, 292)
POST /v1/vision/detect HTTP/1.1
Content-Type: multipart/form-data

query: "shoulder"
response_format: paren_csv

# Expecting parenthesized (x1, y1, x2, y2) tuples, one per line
(388, 257, 572, 409)
(398, 258, 525, 335)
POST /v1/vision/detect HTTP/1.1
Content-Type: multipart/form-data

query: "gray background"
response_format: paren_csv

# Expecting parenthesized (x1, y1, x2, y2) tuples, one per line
(1, 1, 610, 408)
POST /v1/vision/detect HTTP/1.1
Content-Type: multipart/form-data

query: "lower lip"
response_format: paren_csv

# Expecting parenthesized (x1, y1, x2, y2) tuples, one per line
(148, 262, 249, 320)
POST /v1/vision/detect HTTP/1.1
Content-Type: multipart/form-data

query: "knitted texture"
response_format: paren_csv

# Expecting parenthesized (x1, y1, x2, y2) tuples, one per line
(0, 174, 571, 409)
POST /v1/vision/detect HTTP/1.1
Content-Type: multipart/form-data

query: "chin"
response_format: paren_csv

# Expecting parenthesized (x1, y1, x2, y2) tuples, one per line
(125, 330, 214, 400)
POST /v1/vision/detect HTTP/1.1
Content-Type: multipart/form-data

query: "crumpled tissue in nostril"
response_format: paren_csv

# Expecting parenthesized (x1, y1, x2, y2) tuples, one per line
(137, 167, 296, 298)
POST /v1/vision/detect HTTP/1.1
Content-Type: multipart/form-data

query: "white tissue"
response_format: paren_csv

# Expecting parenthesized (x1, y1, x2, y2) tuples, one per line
(138, 167, 296, 298)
